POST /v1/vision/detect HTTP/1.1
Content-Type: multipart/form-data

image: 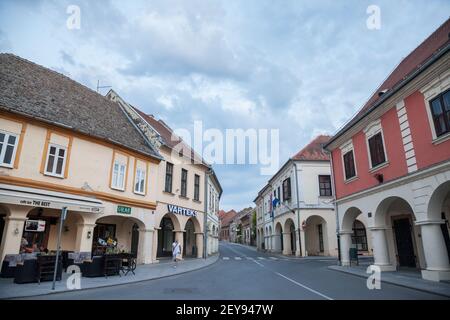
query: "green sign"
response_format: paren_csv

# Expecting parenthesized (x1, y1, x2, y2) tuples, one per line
(117, 205, 132, 214)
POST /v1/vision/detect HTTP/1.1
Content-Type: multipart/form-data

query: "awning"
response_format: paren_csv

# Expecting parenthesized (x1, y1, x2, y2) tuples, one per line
(0, 183, 104, 214)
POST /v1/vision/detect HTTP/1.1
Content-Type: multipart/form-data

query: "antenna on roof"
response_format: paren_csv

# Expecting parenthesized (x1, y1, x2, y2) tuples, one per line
(96, 80, 112, 93)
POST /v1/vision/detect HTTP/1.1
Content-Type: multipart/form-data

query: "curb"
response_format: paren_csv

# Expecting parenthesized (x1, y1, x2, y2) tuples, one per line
(4, 256, 220, 300)
(328, 266, 450, 298)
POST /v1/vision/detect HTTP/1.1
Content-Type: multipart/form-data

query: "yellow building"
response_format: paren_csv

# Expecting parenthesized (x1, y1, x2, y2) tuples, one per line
(0, 54, 163, 265)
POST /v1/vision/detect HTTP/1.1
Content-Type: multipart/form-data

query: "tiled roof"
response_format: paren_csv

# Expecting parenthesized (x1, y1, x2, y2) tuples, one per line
(292, 135, 331, 161)
(0, 53, 161, 159)
(328, 18, 450, 145)
(220, 210, 237, 227)
(133, 107, 207, 165)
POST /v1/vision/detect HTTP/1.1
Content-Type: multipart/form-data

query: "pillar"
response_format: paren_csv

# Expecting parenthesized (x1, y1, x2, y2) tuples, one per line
(74, 223, 96, 253)
(339, 231, 353, 266)
(300, 229, 306, 257)
(138, 228, 154, 264)
(195, 232, 204, 258)
(282, 232, 291, 255)
(152, 227, 159, 262)
(370, 227, 396, 271)
(418, 220, 450, 281)
(0, 206, 29, 265)
(295, 229, 301, 256)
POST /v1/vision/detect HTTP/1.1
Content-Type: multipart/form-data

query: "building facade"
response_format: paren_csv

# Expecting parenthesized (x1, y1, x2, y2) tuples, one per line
(219, 210, 236, 242)
(107, 90, 212, 260)
(206, 170, 222, 255)
(325, 19, 450, 281)
(0, 54, 162, 265)
(255, 135, 344, 257)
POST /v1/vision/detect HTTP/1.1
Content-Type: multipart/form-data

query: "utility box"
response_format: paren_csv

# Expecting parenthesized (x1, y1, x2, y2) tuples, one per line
(349, 248, 359, 266)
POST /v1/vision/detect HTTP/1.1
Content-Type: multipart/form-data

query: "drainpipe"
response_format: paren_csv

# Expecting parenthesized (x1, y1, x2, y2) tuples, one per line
(292, 160, 302, 256)
(326, 149, 341, 265)
(203, 168, 211, 259)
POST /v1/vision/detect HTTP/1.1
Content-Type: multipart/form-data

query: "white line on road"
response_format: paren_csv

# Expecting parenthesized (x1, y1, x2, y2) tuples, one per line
(257, 257, 265, 260)
(252, 259, 265, 267)
(275, 272, 333, 300)
(222, 257, 230, 260)
(234, 257, 242, 260)
(269, 257, 278, 260)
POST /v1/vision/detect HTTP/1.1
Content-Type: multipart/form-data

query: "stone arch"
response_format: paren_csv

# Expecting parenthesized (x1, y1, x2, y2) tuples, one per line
(427, 180, 450, 221)
(341, 207, 363, 232)
(274, 222, 283, 252)
(305, 215, 328, 256)
(374, 196, 416, 228)
(284, 218, 296, 255)
(156, 212, 181, 232)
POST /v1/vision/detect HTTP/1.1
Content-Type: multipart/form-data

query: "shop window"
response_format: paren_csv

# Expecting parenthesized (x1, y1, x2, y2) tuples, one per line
(0, 131, 18, 168)
(429, 89, 450, 137)
(343, 149, 356, 180)
(194, 174, 200, 201)
(44, 144, 67, 178)
(352, 220, 368, 251)
(181, 168, 188, 197)
(112, 160, 127, 190)
(165, 162, 173, 193)
(134, 167, 146, 194)
(92, 223, 117, 255)
(318, 175, 332, 196)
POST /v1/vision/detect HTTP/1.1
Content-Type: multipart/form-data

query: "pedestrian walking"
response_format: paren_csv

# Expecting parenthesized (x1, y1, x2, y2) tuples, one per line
(172, 239, 181, 268)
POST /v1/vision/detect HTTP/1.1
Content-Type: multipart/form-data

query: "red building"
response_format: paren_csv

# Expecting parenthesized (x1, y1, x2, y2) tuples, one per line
(325, 18, 450, 281)
(219, 210, 237, 242)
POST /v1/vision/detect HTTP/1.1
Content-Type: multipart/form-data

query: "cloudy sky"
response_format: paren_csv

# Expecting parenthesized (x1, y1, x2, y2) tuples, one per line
(0, 0, 449, 211)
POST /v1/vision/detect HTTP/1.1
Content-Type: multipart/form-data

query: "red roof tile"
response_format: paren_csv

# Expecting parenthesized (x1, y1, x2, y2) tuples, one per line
(292, 135, 331, 161)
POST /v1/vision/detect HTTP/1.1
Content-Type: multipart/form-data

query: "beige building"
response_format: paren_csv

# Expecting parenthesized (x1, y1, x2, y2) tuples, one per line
(106, 90, 211, 260)
(0, 54, 162, 265)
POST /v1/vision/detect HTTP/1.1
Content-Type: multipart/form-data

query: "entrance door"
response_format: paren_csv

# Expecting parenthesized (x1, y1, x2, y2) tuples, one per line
(440, 212, 450, 262)
(280, 233, 283, 252)
(393, 218, 416, 268)
(130, 224, 139, 258)
(157, 217, 174, 257)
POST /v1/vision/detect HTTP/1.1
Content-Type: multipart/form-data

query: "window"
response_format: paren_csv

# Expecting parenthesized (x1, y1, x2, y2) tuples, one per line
(194, 174, 200, 201)
(368, 132, 386, 168)
(134, 168, 146, 194)
(277, 186, 281, 202)
(429, 90, 450, 137)
(111, 160, 126, 190)
(164, 162, 173, 193)
(282, 178, 292, 201)
(352, 220, 368, 251)
(343, 150, 356, 180)
(319, 175, 332, 196)
(0, 131, 18, 168)
(181, 169, 188, 197)
(45, 144, 67, 177)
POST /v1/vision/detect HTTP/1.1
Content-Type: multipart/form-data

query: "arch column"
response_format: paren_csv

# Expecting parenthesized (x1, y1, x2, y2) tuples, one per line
(417, 220, 450, 281)
(195, 232, 204, 258)
(138, 228, 154, 264)
(75, 222, 96, 253)
(282, 232, 291, 255)
(0, 206, 29, 265)
(339, 230, 353, 266)
(369, 226, 396, 271)
(300, 229, 306, 257)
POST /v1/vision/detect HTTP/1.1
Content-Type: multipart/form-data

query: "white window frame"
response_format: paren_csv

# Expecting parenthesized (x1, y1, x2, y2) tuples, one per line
(0, 130, 19, 168)
(364, 119, 388, 170)
(340, 139, 358, 182)
(420, 70, 450, 143)
(134, 167, 146, 195)
(111, 160, 127, 191)
(44, 143, 67, 178)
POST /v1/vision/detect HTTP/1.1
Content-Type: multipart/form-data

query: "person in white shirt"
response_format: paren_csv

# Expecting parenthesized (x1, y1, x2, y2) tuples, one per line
(172, 240, 181, 268)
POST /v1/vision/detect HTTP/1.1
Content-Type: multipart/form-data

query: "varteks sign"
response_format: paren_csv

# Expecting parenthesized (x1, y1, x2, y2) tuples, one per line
(167, 204, 197, 217)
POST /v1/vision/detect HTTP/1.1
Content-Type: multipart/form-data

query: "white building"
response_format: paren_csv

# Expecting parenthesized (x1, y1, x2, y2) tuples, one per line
(255, 135, 353, 257)
(207, 170, 222, 255)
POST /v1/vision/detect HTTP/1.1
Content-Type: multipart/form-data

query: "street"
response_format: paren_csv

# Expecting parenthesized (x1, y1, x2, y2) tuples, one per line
(23, 242, 448, 300)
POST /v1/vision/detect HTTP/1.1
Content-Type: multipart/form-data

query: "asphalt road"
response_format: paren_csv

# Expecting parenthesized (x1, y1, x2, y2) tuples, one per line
(24, 242, 448, 300)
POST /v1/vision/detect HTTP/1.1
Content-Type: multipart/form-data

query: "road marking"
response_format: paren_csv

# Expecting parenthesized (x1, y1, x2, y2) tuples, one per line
(234, 257, 242, 260)
(222, 257, 230, 260)
(257, 257, 265, 260)
(246, 257, 254, 260)
(275, 272, 333, 300)
(269, 257, 278, 260)
(252, 259, 265, 267)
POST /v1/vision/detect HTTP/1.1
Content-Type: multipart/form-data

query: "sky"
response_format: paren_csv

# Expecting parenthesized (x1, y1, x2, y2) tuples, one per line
(0, 0, 449, 211)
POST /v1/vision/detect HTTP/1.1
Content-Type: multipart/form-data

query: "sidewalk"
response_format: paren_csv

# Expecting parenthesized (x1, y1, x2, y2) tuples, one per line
(328, 264, 450, 298)
(0, 255, 219, 299)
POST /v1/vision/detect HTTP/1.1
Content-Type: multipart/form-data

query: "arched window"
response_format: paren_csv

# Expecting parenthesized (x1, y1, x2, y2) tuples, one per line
(352, 220, 368, 251)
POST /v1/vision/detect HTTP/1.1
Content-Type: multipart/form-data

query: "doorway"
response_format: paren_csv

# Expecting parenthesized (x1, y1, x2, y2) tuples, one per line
(393, 218, 416, 268)
(157, 217, 174, 257)
(130, 223, 139, 258)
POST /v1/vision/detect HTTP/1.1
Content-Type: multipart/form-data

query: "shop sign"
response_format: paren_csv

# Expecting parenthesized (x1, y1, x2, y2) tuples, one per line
(168, 204, 197, 217)
(24, 220, 46, 232)
(117, 205, 132, 214)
